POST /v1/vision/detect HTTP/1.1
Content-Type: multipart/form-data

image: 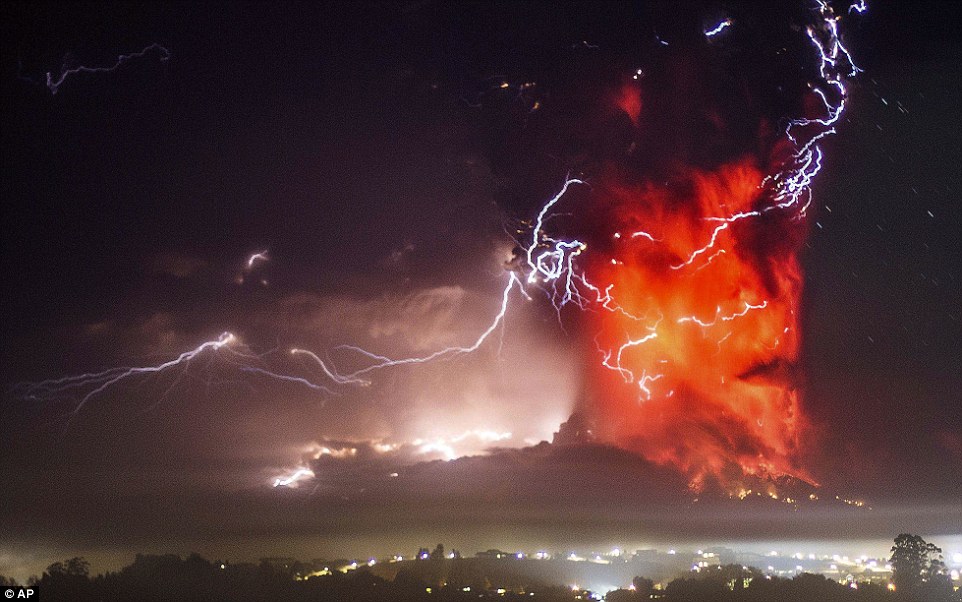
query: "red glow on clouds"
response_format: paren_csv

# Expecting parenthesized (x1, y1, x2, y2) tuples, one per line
(583, 160, 812, 490)
(615, 83, 643, 126)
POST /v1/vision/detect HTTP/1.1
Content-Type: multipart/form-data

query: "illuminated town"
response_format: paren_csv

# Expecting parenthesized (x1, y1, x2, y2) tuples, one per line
(124, 541, 962, 599)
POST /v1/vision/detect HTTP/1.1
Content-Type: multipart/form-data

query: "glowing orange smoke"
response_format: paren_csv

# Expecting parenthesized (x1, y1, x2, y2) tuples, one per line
(582, 159, 811, 490)
(615, 82, 643, 126)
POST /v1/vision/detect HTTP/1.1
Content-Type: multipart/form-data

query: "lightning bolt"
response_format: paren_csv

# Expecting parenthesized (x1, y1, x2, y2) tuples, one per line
(272, 467, 315, 488)
(17, 332, 241, 416)
(18, 3, 867, 490)
(677, 301, 769, 328)
(671, 1, 862, 270)
(44, 43, 171, 95)
(329, 271, 528, 378)
(704, 19, 733, 39)
(247, 250, 269, 269)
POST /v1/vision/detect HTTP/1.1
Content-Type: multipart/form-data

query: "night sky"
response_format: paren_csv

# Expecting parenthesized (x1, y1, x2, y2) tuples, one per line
(1, 0, 960, 580)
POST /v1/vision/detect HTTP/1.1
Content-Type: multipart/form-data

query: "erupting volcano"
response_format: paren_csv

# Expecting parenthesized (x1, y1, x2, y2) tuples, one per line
(10, 0, 873, 505)
(517, 2, 861, 492)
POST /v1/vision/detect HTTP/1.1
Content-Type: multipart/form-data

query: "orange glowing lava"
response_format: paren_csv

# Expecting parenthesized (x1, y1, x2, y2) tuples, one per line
(582, 159, 812, 490)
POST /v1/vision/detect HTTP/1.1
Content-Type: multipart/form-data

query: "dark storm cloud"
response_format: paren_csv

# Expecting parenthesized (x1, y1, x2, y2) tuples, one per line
(148, 252, 211, 280)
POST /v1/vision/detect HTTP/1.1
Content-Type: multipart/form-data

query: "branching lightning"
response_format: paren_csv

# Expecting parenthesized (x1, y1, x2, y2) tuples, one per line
(17, 332, 241, 415)
(669, 1, 860, 272)
(21, 2, 867, 492)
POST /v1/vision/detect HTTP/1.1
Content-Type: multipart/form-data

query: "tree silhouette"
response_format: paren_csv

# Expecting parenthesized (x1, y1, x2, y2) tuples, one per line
(604, 589, 637, 602)
(37, 557, 93, 601)
(632, 575, 654, 596)
(65, 557, 90, 577)
(890, 533, 954, 601)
